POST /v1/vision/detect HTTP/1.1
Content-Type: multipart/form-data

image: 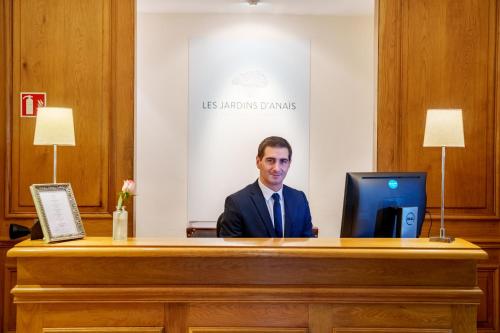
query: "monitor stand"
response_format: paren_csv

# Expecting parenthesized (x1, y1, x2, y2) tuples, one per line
(375, 207, 418, 238)
(395, 207, 418, 238)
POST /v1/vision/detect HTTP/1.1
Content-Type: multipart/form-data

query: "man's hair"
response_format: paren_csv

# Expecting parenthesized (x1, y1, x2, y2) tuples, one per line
(257, 136, 292, 160)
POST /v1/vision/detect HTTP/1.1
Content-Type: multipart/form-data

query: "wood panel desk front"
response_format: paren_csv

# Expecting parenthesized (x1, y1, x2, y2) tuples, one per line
(8, 237, 486, 333)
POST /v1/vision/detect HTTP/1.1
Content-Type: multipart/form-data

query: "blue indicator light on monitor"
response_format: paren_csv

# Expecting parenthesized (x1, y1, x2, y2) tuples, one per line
(388, 179, 398, 189)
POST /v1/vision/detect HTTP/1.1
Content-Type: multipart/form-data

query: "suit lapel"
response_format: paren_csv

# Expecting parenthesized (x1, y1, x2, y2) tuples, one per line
(283, 186, 293, 237)
(250, 181, 275, 237)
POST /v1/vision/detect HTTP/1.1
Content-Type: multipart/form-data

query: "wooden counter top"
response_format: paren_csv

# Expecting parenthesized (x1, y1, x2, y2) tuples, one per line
(10, 237, 486, 332)
(8, 237, 487, 260)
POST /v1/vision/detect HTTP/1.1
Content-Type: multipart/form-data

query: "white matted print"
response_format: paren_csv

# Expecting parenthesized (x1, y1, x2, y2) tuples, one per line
(188, 38, 310, 222)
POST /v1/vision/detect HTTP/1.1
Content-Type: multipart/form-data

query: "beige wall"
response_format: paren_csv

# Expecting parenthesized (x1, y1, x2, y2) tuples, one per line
(136, 13, 375, 237)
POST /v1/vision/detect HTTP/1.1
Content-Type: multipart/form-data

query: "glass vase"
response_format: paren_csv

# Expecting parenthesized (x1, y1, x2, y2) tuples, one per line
(112, 206, 128, 241)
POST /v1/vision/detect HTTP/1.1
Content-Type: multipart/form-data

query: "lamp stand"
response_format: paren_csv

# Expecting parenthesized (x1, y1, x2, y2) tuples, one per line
(430, 146, 454, 243)
(53, 144, 57, 183)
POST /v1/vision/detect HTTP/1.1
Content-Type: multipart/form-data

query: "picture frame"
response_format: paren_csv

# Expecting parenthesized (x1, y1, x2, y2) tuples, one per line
(30, 183, 85, 243)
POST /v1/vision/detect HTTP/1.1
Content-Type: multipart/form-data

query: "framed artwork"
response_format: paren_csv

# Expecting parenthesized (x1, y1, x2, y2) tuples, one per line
(30, 183, 85, 243)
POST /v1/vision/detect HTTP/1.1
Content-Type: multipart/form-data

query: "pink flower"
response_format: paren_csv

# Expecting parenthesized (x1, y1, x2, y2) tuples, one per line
(117, 179, 136, 210)
(121, 179, 136, 194)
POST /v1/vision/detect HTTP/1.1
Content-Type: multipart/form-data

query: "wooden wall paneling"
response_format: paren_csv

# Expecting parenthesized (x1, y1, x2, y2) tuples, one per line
(0, 244, 6, 333)
(377, 1, 500, 327)
(10, 0, 111, 215)
(0, 0, 134, 236)
(377, 0, 402, 171)
(4, 256, 16, 333)
(473, 242, 500, 333)
(377, 0, 500, 232)
(402, 0, 495, 216)
(1, 0, 13, 239)
(477, 264, 498, 330)
(1, 240, 17, 333)
(0, 1, 135, 332)
(423, 220, 500, 240)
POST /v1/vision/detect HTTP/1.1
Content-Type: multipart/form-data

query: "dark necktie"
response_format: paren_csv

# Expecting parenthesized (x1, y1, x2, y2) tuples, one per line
(272, 193, 283, 238)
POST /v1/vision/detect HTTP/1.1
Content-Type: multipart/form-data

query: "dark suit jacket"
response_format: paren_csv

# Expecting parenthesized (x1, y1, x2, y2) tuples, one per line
(219, 180, 313, 238)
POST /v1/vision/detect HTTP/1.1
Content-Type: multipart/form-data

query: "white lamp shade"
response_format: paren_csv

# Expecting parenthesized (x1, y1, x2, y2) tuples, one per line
(423, 109, 465, 147)
(34, 107, 75, 146)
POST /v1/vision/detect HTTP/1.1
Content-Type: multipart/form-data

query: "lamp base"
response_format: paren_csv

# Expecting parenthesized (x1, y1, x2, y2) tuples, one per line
(429, 236, 455, 243)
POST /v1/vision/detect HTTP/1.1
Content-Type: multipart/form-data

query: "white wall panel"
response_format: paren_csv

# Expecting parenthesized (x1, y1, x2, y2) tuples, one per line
(136, 14, 375, 237)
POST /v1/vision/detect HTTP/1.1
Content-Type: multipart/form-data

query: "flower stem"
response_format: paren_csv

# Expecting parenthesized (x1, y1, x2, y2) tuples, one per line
(117, 194, 123, 210)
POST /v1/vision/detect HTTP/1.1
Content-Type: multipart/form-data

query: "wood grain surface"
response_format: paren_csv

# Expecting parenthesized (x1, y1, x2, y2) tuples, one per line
(9, 238, 484, 333)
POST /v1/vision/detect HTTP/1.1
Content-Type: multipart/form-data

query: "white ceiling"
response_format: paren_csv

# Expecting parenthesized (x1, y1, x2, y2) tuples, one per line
(137, 0, 374, 16)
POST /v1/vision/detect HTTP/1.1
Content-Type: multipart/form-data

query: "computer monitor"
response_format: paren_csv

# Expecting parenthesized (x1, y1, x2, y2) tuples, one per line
(341, 172, 427, 238)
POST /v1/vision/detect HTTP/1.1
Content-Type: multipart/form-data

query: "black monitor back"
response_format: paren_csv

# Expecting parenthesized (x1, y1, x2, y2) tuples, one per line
(341, 172, 427, 238)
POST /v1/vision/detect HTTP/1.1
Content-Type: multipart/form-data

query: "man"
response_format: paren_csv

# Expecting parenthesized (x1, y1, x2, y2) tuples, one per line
(218, 136, 313, 238)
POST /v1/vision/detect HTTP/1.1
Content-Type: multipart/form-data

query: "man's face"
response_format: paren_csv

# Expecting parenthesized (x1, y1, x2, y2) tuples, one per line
(256, 146, 291, 191)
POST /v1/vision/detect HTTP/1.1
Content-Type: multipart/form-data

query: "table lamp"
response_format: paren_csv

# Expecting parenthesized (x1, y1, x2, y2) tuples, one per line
(423, 109, 465, 242)
(33, 107, 75, 183)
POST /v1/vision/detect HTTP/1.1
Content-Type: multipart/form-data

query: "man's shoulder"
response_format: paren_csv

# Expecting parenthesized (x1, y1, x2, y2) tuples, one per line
(283, 184, 303, 194)
(227, 182, 259, 200)
(283, 184, 307, 200)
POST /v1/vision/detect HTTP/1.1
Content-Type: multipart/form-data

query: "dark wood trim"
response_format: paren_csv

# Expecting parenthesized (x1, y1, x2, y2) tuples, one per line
(377, 0, 402, 172)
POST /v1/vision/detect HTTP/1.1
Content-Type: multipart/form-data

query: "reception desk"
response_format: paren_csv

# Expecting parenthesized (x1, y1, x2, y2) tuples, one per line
(8, 237, 486, 333)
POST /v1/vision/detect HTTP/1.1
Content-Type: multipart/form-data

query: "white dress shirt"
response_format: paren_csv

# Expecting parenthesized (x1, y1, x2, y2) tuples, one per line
(258, 178, 285, 237)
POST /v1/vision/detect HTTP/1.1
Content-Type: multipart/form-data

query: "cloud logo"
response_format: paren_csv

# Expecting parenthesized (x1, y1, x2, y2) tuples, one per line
(232, 70, 268, 88)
